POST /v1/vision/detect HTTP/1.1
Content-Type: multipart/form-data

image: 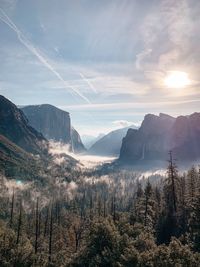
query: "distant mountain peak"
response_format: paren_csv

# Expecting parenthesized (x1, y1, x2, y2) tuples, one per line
(88, 125, 136, 157)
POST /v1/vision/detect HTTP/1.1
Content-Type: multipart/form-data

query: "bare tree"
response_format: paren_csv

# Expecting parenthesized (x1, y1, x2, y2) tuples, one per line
(10, 189, 14, 228)
(35, 198, 39, 255)
(49, 202, 53, 264)
(16, 199, 22, 244)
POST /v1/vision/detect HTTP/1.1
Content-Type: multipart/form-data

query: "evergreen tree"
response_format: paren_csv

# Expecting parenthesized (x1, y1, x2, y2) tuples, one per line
(144, 179, 155, 230)
(160, 151, 180, 243)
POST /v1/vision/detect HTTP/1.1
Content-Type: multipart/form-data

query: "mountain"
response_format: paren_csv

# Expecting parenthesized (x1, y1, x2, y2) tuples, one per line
(81, 133, 105, 149)
(0, 95, 46, 154)
(89, 126, 136, 156)
(21, 104, 85, 153)
(119, 113, 200, 165)
(0, 96, 80, 180)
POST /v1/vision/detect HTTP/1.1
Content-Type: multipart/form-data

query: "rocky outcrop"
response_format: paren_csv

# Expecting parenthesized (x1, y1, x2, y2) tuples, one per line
(0, 95, 46, 154)
(119, 113, 200, 164)
(169, 113, 200, 160)
(21, 104, 85, 153)
(22, 104, 71, 143)
(71, 127, 86, 153)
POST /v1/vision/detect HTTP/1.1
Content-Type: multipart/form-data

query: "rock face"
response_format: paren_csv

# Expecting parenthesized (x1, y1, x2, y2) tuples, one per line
(89, 126, 136, 156)
(22, 104, 71, 143)
(0, 95, 46, 154)
(169, 113, 200, 160)
(21, 104, 85, 153)
(119, 113, 200, 164)
(71, 127, 86, 153)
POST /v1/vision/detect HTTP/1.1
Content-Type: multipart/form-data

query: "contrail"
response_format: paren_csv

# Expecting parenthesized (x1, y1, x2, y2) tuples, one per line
(0, 8, 90, 104)
(79, 72, 97, 93)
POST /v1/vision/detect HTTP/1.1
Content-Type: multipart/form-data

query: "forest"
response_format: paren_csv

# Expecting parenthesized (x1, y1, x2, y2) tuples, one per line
(0, 153, 200, 267)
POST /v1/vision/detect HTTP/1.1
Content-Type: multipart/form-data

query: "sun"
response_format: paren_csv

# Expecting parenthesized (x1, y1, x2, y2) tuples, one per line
(164, 71, 190, 88)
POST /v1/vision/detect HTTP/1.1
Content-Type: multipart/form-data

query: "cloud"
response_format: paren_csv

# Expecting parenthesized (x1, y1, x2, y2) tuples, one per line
(79, 72, 97, 93)
(0, 0, 200, 138)
(133, 0, 200, 99)
(48, 141, 71, 155)
(138, 169, 167, 180)
(61, 99, 200, 111)
(0, 0, 17, 12)
(0, 7, 90, 104)
(137, 0, 197, 74)
(48, 140, 115, 168)
(136, 48, 152, 71)
(112, 120, 134, 128)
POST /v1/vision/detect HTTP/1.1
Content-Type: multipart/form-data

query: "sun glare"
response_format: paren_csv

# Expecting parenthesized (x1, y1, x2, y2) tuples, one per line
(164, 71, 190, 88)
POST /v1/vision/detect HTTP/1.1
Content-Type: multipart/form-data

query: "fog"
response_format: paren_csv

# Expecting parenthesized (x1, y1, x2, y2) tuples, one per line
(48, 140, 116, 168)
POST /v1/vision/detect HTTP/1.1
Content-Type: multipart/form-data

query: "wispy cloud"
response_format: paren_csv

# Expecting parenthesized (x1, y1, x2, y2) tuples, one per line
(137, 0, 196, 74)
(79, 72, 97, 93)
(61, 99, 200, 111)
(112, 120, 135, 128)
(0, 0, 200, 137)
(136, 48, 152, 71)
(0, 7, 90, 104)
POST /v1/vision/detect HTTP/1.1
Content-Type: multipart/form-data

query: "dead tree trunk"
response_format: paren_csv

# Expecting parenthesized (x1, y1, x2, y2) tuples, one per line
(44, 207, 49, 237)
(169, 151, 177, 213)
(35, 198, 39, 255)
(48, 203, 53, 264)
(103, 194, 106, 218)
(16, 199, 22, 244)
(10, 189, 14, 228)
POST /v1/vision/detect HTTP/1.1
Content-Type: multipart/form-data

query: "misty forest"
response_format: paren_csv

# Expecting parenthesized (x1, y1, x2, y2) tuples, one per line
(0, 93, 200, 267)
(1, 148, 200, 267)
(1, 0, 200, 266)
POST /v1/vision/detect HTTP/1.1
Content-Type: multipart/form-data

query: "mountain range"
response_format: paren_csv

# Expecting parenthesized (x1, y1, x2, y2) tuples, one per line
(0, 95, 80, 179)
(1, 94, 200, 175)
(119, 112, 200, 165)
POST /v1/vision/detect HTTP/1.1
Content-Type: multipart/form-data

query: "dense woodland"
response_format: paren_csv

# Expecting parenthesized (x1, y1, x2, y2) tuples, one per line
(0, 153, 200, 266)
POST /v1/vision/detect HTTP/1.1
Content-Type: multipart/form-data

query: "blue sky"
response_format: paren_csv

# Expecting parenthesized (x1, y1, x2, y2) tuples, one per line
(0, 0, 200, 136)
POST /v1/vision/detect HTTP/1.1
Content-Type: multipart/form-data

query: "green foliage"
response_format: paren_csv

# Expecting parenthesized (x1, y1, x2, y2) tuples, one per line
(0, 160, 200, 266)
(0, 221, 34, 267)
(70, 219, 122, 267)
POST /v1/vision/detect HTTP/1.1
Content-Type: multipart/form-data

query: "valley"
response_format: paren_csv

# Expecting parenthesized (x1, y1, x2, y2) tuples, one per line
(0, 94, 200, 266)
(1, 0, 200, 265)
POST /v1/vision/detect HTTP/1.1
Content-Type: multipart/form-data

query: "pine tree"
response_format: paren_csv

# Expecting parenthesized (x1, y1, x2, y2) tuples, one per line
(144, 179, 155, 229)
(130, 181, 144, 225)
(178, 175, 188, 239)
(161, 151, 180, 243)
(186, 166, 198, 241)
(166, 151, 179, 214)
(191, 166, 200, 251)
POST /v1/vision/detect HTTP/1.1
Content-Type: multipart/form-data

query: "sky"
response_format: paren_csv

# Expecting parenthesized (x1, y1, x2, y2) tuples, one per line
(0, 0, 200, 136)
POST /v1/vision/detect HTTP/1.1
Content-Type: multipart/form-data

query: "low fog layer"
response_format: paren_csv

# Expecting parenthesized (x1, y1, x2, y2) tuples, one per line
(49, 141, 116, 168)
